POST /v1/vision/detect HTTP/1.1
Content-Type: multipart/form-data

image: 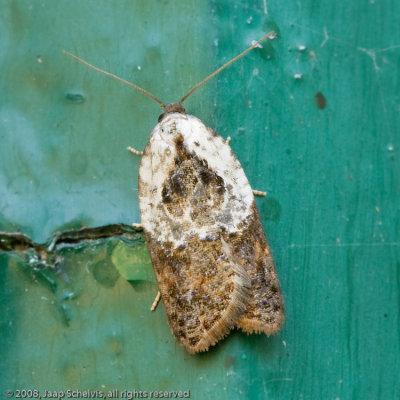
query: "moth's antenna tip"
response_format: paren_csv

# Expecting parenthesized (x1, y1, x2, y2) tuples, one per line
(179, 30, 277, 104)
(268, 31, 278, 39)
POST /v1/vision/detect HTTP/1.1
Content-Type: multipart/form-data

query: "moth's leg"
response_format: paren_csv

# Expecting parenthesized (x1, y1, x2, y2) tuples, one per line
(127, 146, 144, 155)
(150, 291, 161, 311)
(253, 189, 267, 197)
(225, 136, 232, 145)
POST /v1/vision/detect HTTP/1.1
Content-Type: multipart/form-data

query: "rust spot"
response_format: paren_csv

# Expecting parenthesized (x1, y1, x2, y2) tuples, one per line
(175, 133, 185, 149)
(224, 355, 236, 368)
(315, 92, 326, 109)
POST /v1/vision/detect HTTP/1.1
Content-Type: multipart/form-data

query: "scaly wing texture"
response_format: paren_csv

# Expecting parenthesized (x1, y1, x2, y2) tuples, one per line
(138, 113, 283, 353)
(233, 204, 285, 335)
(144, 232, 251, 353)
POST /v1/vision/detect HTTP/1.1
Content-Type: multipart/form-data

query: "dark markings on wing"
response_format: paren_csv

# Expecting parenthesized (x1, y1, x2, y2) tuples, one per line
(161, 133, 226, 223)
(232, 204, 284, 335)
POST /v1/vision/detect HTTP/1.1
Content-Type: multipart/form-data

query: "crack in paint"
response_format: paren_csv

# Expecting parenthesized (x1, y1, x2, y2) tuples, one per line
(0, 224, 144, 266)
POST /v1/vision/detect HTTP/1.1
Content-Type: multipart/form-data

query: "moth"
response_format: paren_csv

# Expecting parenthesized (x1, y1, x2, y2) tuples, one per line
(64, 31, 284, 354)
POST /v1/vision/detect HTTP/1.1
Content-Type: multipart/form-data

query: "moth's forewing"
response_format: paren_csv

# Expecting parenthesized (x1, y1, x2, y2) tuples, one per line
(138, 113, 284, 353)
(233, 204, 284, 334)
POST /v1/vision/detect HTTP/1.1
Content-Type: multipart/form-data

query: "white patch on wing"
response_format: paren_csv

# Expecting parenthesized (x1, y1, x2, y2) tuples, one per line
(139, 113, 254, 246)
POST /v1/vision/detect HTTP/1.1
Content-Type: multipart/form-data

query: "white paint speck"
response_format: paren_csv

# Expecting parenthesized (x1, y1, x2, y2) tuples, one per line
(251, 40, 263, 49)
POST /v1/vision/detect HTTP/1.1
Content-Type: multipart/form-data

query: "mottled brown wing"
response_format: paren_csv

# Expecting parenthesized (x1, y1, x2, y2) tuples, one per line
(144, 232, 251, 354)
(234, 203, 285, 335)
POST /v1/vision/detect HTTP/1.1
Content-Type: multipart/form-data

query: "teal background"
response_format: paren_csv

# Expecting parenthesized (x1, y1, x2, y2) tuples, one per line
(1, 0, 399, 399)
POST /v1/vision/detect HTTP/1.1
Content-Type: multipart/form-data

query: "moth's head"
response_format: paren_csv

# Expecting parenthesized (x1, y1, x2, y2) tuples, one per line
(158, 103, 186, 122)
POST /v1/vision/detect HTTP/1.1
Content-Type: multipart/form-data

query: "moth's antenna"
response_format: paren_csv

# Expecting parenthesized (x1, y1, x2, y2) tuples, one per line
(63, 50, 167, 110)
(179, 31, 277, 104)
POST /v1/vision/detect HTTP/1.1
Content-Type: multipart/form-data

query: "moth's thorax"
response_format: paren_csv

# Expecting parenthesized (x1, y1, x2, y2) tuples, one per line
(139, 113, 254, 247)
(156, 112, 189, 143)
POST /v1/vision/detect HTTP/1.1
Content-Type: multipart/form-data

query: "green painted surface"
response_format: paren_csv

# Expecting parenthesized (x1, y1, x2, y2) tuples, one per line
(1, 0, 399, 399)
